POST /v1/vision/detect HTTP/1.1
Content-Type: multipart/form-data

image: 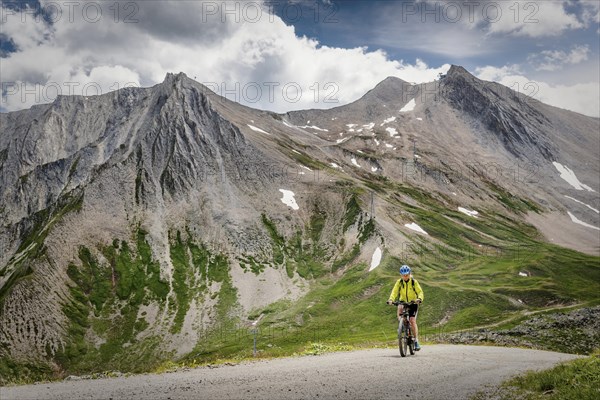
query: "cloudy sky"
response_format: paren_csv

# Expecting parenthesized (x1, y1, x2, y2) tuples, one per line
(1, 0, 599, 116)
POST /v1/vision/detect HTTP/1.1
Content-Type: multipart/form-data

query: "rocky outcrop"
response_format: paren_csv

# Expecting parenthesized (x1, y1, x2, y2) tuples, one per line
(441, 65, 556, 161)
(436, 307, 600, 355)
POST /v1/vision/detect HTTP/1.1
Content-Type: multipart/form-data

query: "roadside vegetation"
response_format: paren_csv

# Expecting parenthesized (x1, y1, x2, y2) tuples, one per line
(472, 350, 600, 400)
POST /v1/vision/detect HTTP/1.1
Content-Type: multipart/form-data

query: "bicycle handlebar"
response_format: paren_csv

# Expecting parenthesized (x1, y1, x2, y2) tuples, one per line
(388, 301, 418, 306)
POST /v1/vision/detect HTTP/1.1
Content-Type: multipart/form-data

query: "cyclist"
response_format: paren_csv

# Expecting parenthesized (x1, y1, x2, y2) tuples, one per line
(387, 264, 424, 350)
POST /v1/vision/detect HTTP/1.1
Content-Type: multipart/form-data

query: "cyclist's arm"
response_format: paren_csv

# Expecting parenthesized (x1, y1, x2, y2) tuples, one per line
(414, 279, 424, 303)
(388, 279, 401, 303)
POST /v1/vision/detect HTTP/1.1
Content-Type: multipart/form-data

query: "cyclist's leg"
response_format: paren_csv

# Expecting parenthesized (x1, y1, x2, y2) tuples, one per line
(397, 304, 403, 336)
(409, 316, 418, 340)
(409, 305, 419, 341)
(397, 304, 404, 320)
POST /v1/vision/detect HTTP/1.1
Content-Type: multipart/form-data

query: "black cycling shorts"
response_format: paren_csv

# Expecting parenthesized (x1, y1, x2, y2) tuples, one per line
(404, 303, 419, 318)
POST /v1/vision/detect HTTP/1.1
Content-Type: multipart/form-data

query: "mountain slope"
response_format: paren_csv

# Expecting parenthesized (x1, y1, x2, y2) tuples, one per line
(284, 65, 599, 252)
(0, 66, 598, 381)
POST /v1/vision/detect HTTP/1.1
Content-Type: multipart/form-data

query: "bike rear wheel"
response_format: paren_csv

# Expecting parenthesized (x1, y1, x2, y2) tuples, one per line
(409, 337, 415, 355)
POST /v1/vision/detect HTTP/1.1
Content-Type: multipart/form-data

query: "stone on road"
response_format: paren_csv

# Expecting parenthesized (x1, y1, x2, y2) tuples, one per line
(1, 345, 580, 400)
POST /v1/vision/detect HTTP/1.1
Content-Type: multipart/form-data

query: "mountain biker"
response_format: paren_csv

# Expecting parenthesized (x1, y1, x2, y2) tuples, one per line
(387, 264, 424, 351)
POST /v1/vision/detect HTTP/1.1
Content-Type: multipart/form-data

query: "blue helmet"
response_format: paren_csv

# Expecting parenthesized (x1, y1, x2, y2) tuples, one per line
(399, 265, 411, 275)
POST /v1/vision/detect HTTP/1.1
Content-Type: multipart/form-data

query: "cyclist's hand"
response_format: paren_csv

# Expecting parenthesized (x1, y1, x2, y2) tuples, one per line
(386, 300, 392, 305)
(416, 299, 422, 304)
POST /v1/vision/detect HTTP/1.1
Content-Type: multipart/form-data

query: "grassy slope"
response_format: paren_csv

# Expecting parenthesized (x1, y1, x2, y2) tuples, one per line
(1, 178, 599, 385)
(180, 181, 599, 364)
(472, 351, 600, 400)
(45, 229, 237, 378)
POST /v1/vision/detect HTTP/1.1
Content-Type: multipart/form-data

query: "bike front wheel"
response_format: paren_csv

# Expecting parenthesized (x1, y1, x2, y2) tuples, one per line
(399, 325, 408, 357)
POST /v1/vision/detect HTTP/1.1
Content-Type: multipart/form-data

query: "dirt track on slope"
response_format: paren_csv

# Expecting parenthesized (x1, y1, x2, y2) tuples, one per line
(1, 345, 580, 400)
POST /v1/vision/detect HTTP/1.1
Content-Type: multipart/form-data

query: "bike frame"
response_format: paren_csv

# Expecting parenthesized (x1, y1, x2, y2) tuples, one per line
(399, 308, 413, 342)
(394, 301, 415, 356)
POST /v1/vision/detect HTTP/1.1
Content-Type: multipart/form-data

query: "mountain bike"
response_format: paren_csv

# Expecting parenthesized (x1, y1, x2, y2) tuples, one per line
(391, 301, 417, 357)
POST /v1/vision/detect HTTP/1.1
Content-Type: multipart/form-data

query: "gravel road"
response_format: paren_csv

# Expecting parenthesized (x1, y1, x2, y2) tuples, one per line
(1, 345, 580, 400)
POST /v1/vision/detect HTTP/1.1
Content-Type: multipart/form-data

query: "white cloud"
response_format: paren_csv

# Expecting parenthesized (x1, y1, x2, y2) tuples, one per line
(484, 0, 583, 37)
(419, 0, 589, 38)
(374, 19, 499, 58)
(379, 1, 595, 59)
(1, 66, 141, 111)
(1, 1, 597, 118)
(475, 65, 600, 118)
(527, 45, 591, 71)
(476, 64, 524, 81)
(0, 1, 450, 113)
(580, 0, 600, 26)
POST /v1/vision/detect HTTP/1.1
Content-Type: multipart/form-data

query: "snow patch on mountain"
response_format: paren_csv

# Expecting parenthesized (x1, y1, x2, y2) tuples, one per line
(567, 211, 599, 230)
(458, 207, 479, 218)
(299, 125, 329, 132)
(381, 117, 396, 126)
(400, 99, 416, 112)
(565, 196, 599, 213)
(405, 223, 428, 235)
(248, 124, 270, 135)
(279, 189, 299, 210)
(369, 247, 383, 271)
(553, 162, 595, 192)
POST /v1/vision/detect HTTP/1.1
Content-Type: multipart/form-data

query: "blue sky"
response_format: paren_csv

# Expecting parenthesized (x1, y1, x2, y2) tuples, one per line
(1, 0, 599, 115)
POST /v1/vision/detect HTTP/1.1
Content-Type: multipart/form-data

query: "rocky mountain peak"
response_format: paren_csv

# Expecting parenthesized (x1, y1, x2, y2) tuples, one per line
(157, 71, 191, 95)
(374, 75, 411, 89)
(164, 71, 189, 82)
(156, 72, 211, 99)
(440, 65, 556, 161)
(445, 64, 473, 79)
(359, 76, 412, 105)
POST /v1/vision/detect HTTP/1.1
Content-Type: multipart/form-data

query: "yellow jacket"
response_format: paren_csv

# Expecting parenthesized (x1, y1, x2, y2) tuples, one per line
(388, 277, 424, 303)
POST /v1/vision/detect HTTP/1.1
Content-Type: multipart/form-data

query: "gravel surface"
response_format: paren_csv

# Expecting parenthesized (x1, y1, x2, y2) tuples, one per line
(1, 345, 580, 400)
